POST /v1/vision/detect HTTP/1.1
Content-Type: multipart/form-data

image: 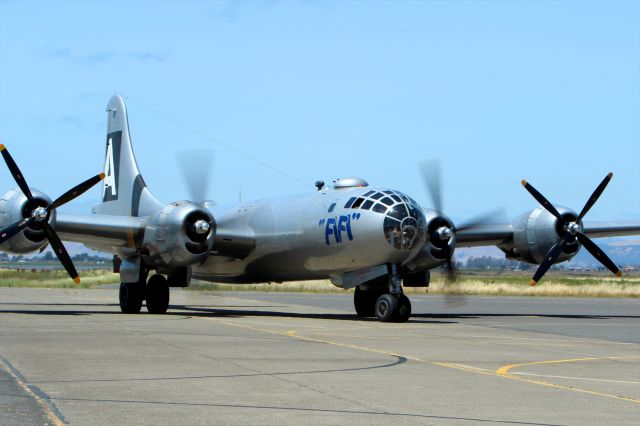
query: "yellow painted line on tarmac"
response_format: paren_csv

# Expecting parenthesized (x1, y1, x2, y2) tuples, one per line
(497, 356, 640, 376)
(513, 372, 640, 385)
(496, 356, 640, 404)
(0, 359, 64, 426)
(202, 317, 640, 405)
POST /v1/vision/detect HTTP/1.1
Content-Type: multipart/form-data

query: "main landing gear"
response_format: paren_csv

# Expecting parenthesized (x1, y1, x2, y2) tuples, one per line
(354, 264, 412, 323)
(119, 273, 170, 314)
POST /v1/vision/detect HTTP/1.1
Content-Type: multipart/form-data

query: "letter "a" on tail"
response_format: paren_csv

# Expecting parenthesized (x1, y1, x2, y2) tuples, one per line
(93, 95, 163, 217)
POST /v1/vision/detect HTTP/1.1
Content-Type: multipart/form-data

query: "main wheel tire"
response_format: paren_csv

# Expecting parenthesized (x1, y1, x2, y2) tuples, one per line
(375, 293, 398, 322)
(395, 294, 411, 323)
(146, 274, 169, 314)
(119, 282, 143, 314)
(354, 287, 377, 317)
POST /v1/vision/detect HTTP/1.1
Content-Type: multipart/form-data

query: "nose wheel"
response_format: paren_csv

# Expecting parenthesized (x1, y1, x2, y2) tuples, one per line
(353, 265, 412, 323)
(373, 293, 411, 322)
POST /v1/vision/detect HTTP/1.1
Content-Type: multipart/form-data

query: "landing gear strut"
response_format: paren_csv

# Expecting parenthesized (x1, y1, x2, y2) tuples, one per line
(354, 265, 412, 323)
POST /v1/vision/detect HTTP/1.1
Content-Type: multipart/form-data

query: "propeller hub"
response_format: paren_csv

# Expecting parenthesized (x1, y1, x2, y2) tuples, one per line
(192, 220, 211, 235)
(566, 222, 582, 236)
(435, 226, 453, 241)
(31, 207, 48, 222)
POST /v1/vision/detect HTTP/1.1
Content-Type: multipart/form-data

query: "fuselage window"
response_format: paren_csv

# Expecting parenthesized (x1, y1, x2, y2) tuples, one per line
(344, 197, 356, 208)
(370, 192, 384, 200)
(352, 197, 365, 208)
(328, 203, 336, 213)
(362, 199, 374, 210)
(380, 197, 394, 206)
(372, 203, 387, 214)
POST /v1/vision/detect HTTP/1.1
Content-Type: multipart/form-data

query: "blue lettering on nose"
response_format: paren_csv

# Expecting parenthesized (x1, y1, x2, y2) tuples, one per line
(338, 215, 353, 241)
(322, 214, 359, 245)
(325, 217, 337, 245)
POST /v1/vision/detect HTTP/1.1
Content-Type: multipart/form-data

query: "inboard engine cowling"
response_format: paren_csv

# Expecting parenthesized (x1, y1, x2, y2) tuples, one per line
(143, 201, 215, 267)
(404, 209, 455, 271)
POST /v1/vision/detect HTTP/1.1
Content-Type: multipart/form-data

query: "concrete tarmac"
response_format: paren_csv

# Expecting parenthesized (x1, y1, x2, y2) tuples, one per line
(0, 287, 638, 425)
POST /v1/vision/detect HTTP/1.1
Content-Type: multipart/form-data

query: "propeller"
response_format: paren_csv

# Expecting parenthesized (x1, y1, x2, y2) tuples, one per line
(521, 173, 621, 286)
(419, 160, 510, 307)
(418, 160, 507, 282)
(419, 159, 457, 281)
(176, 148, 214, 203)
(0, 144, 105, 283)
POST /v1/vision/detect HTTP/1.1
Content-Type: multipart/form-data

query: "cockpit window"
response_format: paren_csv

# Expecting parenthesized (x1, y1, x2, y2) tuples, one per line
(363, 190, 375, 197)
(344, 197, 356, 209)
(370, 192, 384, 200)
(361, 199, 374, 210)
(380, 197, 394, 206)
(372, 203, 386, 214)
(376, 190, 427, 251)
(352, 197, 364, 208)
(387, 204, 408, 221)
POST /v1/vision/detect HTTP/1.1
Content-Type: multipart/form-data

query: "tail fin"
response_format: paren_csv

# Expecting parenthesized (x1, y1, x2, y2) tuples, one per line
(92, 95, 164, 217)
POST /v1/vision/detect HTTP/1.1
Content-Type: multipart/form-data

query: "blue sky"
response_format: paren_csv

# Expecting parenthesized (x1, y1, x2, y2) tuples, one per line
(0, 0, 638, 225)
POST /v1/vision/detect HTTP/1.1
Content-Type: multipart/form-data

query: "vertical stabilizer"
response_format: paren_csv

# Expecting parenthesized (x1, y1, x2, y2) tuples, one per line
(93, 95, 164, 217)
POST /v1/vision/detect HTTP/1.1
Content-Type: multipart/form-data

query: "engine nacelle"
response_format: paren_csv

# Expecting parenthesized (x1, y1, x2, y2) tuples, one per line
(404, 209, 455, 271)
(0, 188, 52, 254)
(499, 206, 581, 265)
(143, 201, 215, 267)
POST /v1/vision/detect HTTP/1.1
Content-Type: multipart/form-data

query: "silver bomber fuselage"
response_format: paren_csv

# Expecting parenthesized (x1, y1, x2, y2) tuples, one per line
(195, 186, 424, 283)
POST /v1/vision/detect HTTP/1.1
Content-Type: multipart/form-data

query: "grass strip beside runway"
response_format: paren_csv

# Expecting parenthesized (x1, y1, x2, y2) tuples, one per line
(0, 268, 639, 297)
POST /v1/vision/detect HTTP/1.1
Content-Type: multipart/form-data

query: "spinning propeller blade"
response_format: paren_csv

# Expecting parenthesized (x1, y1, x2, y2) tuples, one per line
(176, 148, 214, 203)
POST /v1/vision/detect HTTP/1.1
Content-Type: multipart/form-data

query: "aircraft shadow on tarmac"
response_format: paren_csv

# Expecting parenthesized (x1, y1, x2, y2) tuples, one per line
(2, 302, 638, 323)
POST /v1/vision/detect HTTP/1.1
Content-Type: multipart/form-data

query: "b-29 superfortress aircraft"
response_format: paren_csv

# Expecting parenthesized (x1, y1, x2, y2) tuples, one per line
(0, 95, 638, 322)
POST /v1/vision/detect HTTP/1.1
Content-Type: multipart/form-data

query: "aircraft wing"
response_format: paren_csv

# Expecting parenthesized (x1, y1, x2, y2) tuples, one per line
(55, 213, 256, 259)
(55, 213, 146, 253)
(455, 224, 513, 247)
(582, 222, 640, 239)
(455, 222, 640, 248)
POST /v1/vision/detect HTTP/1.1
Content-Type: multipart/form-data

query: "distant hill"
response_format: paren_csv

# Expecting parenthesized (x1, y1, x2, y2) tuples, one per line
(32, 242, 111, 259)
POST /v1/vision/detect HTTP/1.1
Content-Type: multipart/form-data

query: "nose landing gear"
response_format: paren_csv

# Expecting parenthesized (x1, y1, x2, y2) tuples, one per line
(353, 264, 412, 323)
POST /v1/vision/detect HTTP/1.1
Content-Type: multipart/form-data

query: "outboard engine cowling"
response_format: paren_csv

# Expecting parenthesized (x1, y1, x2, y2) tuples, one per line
(499, 206, 581, 264)
(0, 188, 52, 254)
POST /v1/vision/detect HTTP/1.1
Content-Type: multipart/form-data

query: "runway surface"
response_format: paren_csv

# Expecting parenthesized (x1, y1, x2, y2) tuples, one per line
(0, 287, 638, 425)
